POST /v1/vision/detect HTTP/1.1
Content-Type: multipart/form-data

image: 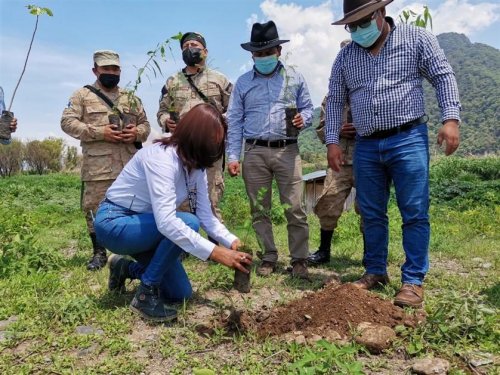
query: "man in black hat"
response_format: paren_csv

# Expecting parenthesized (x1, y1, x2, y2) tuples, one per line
(226, 20, 314, 279)
(326, 0, 461, 307)
(157, 32, 233, 239)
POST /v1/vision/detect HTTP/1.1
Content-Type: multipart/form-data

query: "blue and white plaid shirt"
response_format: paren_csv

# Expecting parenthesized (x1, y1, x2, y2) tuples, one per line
(227, 62, 314, 162)
(325, 18, 461, 145)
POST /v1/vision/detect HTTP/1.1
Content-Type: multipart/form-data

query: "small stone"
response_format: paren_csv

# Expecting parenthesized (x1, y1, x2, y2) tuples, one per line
(77, 344, 98, 357)
(44, 356, 52, 363)
(481, 262, 492, 269)
(294, 335, 306, 345)
(255, 311, 271, 322)
(293, 330, 303, 335)
(467, 351, 494, 367)
(0, 316, 18, 330)
(135, 349, 149, 359)
(75, 326, 104, 336)
(308, 334, 323, 343)
(304, 314, 312, 320)
(355, 323, 396, 354)
(324, 329, 342, 342)
(412, 357, 450, 374)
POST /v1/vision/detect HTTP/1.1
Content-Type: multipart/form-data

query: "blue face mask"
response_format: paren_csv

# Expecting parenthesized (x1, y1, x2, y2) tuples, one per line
(254, 55, 279, 75)
(351, 19, 381, 48)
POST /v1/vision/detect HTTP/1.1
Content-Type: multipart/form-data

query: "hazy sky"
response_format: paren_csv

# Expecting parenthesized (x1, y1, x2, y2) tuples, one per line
(1, 0, 499, 147)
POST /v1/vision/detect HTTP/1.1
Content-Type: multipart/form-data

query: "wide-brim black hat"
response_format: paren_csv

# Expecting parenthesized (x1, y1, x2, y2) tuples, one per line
(241, 20, 289, 52)
(332, 0, 393, 25)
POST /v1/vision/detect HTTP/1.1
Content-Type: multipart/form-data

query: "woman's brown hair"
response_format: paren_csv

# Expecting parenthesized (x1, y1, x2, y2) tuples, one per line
(155, 103, 227, 171)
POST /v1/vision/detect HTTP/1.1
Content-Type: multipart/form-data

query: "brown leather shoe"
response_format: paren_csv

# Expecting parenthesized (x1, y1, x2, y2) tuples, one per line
(352, 273, 390, 290)
(291, 260, 309, 280)
(256, 261, 276, 277)
(394, 284, 424, 308)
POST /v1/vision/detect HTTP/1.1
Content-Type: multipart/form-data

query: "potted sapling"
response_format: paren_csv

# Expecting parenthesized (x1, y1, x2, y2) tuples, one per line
(280, 59, 300, 138)
(0, 5, 52, 141)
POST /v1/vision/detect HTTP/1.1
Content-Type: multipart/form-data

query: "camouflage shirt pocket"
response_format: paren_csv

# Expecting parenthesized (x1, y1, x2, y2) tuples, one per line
(85, 148, 113, 177)
(85, 104, 109, 126)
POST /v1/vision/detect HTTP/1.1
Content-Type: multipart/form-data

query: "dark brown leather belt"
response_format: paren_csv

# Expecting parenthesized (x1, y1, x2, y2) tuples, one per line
(246, 139, 298, 148)
(364, 115, 428, 139)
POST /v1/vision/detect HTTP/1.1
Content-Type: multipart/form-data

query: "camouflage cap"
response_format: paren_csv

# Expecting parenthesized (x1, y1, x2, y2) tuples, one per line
(93, 50, 120, 67)
(180, 32, 206, 48)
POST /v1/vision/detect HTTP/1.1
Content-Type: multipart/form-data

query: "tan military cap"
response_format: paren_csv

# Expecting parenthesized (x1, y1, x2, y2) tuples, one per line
(93, 50, 120, 67)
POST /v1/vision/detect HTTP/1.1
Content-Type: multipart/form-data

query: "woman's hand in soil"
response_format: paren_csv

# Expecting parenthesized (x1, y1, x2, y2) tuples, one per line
(292, 113, 304, 129)
(209, 246, 252, 273)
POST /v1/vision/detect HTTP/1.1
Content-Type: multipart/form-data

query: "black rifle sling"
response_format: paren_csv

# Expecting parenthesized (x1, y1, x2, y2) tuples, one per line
(182, 70, 211, 105)
(84, 85, 142, 149)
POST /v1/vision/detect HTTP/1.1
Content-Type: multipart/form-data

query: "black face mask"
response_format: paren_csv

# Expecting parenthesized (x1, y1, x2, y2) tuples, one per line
(182, 47, 203, 67)
(98, 73, 120, 89)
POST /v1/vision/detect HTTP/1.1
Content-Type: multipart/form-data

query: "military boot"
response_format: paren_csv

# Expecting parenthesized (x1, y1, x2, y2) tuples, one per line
(87, 233, 108, 271)
(307, 229, 333, 265)
(130, 282, 178, 322)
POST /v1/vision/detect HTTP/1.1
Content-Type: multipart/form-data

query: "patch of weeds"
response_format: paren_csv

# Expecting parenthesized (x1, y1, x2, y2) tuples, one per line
(288, 340, 364, 374)
(399, 285, 499, 358)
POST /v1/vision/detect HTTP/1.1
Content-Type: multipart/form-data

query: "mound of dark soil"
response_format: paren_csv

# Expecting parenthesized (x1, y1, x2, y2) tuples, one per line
(226, 283, 422, 339)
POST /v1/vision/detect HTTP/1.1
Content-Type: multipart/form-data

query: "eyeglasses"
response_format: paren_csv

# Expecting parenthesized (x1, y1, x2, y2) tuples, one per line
(345, 11, 378, 33)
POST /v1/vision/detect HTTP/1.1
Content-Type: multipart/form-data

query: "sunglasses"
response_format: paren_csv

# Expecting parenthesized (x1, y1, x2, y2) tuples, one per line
(345, 11, 379, 33)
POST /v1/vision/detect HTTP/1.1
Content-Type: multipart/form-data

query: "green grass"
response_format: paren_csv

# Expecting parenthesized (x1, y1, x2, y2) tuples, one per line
(0, 157, 498, 374)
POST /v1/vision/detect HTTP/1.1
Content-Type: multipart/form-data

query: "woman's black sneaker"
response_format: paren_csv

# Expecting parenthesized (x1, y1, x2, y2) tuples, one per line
(130, 283, 177, 322)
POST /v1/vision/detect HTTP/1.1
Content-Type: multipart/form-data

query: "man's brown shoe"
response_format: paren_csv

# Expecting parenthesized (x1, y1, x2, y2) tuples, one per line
(291, 260, 309, 280)
(256, 261, 276, 277)
(352, 273, 390, 290)
(394, 284, 424, 308)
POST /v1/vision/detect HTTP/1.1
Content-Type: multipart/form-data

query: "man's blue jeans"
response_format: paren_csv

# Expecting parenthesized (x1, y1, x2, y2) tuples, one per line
(354, 124, 430, 285)
(94, 200, 198, 301)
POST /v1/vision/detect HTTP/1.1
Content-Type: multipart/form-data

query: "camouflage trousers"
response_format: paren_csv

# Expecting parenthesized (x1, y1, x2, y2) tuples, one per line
(81, 180, 114, 233)
(314, 165, 361, 232)
(177, 157, 225, 221)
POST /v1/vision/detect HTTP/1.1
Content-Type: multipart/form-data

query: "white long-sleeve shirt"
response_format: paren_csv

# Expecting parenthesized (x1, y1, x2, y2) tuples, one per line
(106, 143, 237, 260)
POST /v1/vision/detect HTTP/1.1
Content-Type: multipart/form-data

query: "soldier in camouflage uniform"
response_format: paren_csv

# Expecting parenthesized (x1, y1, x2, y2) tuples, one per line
(61, 50, 151, 271)
(307, 94, 361, 265)
(157, 32, 232, 241)
(307, 38, 362, 266)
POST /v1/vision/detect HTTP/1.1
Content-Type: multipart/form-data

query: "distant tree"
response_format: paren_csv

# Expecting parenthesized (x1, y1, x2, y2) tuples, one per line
(0, 139, 24, 177)
(24, 137, 64, 174)
(63, 145, 81, 171)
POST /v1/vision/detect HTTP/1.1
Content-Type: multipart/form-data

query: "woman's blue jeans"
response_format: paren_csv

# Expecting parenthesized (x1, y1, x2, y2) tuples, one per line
(354, 124, 430, 285)
(94, 200, 199, 301)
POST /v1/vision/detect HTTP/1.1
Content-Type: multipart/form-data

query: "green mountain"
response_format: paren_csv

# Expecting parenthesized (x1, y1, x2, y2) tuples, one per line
(299, 32, 499, 161)
(425, 32, 499, 156)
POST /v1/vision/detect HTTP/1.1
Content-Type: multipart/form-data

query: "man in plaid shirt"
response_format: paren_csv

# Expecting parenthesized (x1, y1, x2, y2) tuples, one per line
(326, 0, 461, 308)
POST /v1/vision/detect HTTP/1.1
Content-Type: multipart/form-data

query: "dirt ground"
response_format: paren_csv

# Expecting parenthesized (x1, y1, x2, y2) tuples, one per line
(218, 282, 424, 340)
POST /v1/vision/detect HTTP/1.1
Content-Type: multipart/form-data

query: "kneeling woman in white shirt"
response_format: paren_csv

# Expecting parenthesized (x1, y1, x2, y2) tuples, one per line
(94, 103, 252, 322)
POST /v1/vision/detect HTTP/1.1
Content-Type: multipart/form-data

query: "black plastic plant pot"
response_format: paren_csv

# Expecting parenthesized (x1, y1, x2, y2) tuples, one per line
(0, 110, 14, 141)
(233, 246, 252, 293)
(108, 114, 121, 131)
(122, 113, 137, 127)
(285, 107, 299, 138)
